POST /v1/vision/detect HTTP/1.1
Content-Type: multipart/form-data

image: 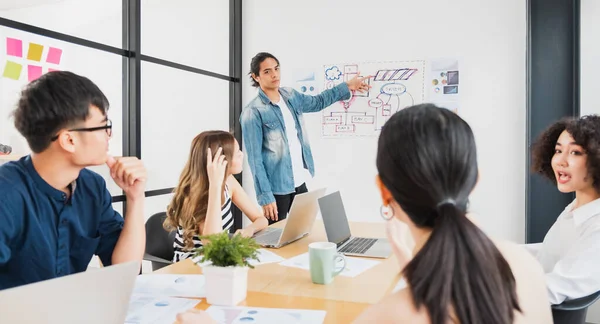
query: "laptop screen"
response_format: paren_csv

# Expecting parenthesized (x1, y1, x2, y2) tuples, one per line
(318, 191, 352, 245)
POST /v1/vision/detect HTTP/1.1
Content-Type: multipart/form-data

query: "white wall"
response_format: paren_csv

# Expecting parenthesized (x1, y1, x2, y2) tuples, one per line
(580, 0, 600, 117)
(138, 0, 230, 230)
(581, 1, 600, 322)
(242, 0, 527, 243)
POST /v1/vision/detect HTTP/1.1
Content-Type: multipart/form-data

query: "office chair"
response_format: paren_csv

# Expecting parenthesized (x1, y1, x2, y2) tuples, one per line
(551, 290, 600, 324)
(143, 212, 176, 271)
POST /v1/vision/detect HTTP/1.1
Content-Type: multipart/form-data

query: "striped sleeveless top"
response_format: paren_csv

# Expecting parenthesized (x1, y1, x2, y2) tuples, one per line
(172, 185, 234, 262)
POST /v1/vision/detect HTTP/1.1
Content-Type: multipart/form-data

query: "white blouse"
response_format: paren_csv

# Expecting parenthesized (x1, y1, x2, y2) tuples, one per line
(525, 198, 600, 304)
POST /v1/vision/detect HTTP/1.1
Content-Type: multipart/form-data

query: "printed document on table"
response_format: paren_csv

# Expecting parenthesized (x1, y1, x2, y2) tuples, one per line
(133, 274, 206, 298)
(205, 305, 326, 324)
(279, 252, 380, 277)
(125, 294, 200, 324)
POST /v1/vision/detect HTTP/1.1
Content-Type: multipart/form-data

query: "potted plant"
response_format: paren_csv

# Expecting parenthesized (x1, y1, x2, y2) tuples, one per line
(192, 232, 260, 306)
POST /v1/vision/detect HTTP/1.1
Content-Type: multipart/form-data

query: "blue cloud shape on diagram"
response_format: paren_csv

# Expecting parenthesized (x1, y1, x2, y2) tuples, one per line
(325, 66, 342, 81)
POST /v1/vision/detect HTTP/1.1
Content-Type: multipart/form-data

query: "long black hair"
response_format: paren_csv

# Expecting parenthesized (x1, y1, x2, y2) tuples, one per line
(376, 104, 520, 324)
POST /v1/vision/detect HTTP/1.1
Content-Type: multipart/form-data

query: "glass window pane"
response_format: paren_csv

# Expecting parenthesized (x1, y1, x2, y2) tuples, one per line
(144, 194, 173, 223)
(141, 0, 229, 76)
(112, 201, 123, 217)
(141, 61, 229, 191)
(0, 26, 123, 196)
(0, 0, 122, 48)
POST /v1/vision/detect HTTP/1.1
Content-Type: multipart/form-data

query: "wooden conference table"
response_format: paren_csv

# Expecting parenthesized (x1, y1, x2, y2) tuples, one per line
(154, 220, 401, 323)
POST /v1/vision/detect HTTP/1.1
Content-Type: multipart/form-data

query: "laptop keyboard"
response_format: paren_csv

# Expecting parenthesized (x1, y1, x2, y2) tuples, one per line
(253, 228, 282, 245)
(339, 237, 377, 254)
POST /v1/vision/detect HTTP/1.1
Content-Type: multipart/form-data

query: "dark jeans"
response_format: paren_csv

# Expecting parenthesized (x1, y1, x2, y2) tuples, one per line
(271, 183, 308, 225)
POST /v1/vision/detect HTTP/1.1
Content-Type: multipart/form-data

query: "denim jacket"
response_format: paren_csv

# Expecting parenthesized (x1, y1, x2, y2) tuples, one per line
(240, 83, 351, 206)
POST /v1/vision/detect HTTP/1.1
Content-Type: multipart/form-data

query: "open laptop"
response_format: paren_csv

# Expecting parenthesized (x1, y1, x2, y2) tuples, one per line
(0, 261, 140, 324)
(318, 191, 392, 258)
(253, 187, 327, 248)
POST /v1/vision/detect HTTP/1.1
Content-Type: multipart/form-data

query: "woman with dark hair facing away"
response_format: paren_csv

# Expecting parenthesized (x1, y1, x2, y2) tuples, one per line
(527, 115, 600, 304)
(353, 104, 552, 323)
(164, 131, 268, 262)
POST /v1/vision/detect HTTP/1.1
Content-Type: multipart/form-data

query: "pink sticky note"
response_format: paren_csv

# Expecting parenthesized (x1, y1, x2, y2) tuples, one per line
(48, 68, 59, 72)
(6, 38, 22, 57)
(46, 47, 62, 64)
(28, 65, 42, 82)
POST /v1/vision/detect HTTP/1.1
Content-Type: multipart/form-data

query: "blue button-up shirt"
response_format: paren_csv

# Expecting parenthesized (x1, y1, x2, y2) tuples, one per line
(240, 83, 351, 206)
(0, 156, 124, 290)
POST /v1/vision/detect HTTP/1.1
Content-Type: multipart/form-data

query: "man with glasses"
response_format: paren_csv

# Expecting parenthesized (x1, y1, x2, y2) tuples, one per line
(0, 71, 147, 289)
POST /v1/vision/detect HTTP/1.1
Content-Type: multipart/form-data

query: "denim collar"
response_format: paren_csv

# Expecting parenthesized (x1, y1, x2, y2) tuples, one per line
(257, 87, 285, 105)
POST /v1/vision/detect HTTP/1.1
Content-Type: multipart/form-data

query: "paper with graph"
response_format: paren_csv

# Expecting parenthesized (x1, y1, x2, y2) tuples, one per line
(125, 294, 200, 324)
(321, 60, 425, 137)
(205, 306, 326, 324)
(133, 274, 206, 298)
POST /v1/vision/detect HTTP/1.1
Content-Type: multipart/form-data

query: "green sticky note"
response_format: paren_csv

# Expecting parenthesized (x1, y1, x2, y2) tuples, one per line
(27, 43, 44, 61)
(3, 61, 23, 80)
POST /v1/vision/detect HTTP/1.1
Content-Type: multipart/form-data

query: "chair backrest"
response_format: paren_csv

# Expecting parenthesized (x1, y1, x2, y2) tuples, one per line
(551, 291, 600, 324)
(145, 212, 176, 262)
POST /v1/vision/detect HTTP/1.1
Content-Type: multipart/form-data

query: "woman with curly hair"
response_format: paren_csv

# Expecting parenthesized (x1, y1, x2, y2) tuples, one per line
(529, 115, 600, 304)
(164, 131, 268, 262)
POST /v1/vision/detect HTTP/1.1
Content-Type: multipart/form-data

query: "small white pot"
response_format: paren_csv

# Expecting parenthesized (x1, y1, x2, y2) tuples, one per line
(202, 265, 249, 306)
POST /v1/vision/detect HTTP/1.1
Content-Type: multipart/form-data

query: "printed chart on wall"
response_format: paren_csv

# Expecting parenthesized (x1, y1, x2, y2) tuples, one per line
(427, 58, 460, 114)
(321, 60, 425, 137)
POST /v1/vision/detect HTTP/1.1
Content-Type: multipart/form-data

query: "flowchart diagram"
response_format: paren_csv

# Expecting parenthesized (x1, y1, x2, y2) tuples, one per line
(321, 61, 425, 137)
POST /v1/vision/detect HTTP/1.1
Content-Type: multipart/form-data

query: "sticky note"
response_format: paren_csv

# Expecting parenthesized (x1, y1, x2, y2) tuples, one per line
(48, 68, 59, 72)
(46, 47, 62, 64)
(2, 61, 23, 80)
(6, 38, 22, 57)
(28, 65, 42, 82)
(27, 43, 44, 61)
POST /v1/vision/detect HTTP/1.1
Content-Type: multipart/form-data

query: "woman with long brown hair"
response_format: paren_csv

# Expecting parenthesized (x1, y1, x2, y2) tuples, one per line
(164, 131, 268, 262)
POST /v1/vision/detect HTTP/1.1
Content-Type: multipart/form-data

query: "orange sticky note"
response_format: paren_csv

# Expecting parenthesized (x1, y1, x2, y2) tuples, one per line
(27, 43, 44, 61)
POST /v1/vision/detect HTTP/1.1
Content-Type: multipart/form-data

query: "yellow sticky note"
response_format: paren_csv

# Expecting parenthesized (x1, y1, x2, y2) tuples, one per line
(2, 61, 23, 80)
(27, 43, 44, 61)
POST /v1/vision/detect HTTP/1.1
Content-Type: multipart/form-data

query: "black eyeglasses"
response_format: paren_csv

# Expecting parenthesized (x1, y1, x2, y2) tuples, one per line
(51, 119, 112, 141)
